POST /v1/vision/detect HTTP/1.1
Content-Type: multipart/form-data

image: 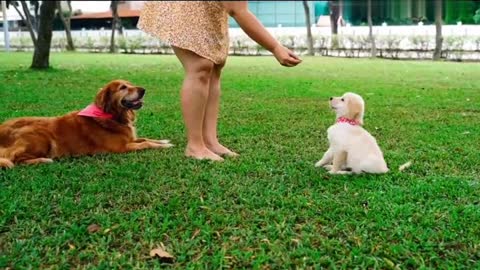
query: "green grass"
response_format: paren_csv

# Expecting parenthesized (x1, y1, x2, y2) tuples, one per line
(0, 52, 479, 269)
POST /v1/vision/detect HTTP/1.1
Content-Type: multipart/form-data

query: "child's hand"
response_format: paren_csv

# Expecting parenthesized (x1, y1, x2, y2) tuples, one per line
(273, 45, 302, 67)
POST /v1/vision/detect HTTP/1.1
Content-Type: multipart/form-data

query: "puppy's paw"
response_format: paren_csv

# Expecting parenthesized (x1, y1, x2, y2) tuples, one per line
(315, 160, 327, 168)
(328, 170, 352, 175)
(157, 139, 171, 145)
(323, 165, 333, 170)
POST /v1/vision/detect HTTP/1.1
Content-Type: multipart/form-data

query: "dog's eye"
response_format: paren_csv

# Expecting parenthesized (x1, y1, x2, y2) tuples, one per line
(119, 85, 127, 90)
(341, 98, 345, 102)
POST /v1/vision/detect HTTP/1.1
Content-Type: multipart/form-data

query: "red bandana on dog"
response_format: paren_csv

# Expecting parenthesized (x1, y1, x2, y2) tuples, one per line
(78, 104, 113, 119)
(336, 117, 360, 126)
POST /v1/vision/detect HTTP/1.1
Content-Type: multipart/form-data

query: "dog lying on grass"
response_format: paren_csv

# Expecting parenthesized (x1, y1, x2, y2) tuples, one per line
(315, 92, 388, 174)
(0, 80, 172, 169)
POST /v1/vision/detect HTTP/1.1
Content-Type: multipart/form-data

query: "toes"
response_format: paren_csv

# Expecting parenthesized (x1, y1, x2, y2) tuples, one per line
(186, 154, 224, 162)
(221, 151, 239, 158)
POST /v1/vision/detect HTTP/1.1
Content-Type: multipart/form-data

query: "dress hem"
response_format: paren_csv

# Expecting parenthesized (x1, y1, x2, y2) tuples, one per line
(138, 24, 226, 65)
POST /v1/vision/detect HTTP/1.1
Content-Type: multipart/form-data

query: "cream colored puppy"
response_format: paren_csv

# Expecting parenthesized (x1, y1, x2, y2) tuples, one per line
(315, 92, 389, 174)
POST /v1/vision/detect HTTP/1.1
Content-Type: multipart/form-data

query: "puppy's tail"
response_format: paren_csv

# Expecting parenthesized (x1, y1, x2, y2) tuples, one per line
(398, 161, 412, 172)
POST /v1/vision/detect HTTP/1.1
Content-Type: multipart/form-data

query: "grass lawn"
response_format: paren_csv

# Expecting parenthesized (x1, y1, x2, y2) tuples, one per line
(0, 52, 479, 269)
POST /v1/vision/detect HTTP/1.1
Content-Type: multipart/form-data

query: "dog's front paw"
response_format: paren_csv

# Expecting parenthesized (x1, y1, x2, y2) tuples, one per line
(153, 142, 174, 148)
(323, 165, 333, 170)
(162, 143, 174, 148)
(328, 170, 352, 175)
(315, 160, 325, 167)
(157, 139, 171, 145)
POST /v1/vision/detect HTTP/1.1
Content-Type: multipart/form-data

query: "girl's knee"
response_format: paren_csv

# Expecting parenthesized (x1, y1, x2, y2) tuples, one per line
(186, 59, 214, 84)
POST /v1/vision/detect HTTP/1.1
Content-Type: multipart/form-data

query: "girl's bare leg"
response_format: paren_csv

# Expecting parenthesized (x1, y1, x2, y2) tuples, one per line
(172, 46, 223, 161)
(203, 63, 238, 157)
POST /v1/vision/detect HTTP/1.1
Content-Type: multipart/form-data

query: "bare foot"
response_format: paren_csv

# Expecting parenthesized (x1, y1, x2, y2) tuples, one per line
(206, 143, 239, 157)
(185, 146, 224, 162)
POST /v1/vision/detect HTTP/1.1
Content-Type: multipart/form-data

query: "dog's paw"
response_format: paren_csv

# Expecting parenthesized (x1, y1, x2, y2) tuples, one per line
(0, 158, 14, 169)
(323, 165, 333, 170)
(315, 161, 325, 167)
(158, 143, 174, 148)
(328, 170, 352, 175)
(157, 139, 171, 145)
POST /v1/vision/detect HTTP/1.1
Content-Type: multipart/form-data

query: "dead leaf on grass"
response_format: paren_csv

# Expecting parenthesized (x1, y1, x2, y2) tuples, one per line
(191, 228, 200, 240)
(87, 224, 101, 233)
(399, 161, 413, 172)
(150, 247, 175, 263)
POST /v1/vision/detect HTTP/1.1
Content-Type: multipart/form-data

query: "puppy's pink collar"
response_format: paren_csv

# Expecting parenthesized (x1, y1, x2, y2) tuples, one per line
(336, 117, 360, 126)
(78, 104, 113, 119)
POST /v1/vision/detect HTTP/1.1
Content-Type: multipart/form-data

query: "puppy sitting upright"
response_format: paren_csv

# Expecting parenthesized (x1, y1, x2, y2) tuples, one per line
(0, 80, 172, 169)
(315, 92, 388, 174)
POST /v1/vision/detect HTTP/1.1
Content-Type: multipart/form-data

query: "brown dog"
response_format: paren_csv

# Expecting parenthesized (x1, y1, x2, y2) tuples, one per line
(0, 80, 172, 169)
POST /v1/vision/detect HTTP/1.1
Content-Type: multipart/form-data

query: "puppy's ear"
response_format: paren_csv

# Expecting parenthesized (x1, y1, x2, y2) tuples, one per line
(346, 99, 364, 125)
(95, 86, 112, 113)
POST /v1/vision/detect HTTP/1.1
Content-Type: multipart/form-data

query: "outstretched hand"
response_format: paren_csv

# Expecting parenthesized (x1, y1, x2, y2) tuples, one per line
(273, 45, 302, 67)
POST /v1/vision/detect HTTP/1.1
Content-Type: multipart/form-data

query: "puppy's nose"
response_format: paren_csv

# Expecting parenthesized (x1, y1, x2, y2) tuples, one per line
(329, 97, 333, 101)
(138, 87, 146, 97)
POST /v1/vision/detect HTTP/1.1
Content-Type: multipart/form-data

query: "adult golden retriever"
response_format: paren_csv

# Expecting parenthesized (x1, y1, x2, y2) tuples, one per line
(0, 80, 172, 169)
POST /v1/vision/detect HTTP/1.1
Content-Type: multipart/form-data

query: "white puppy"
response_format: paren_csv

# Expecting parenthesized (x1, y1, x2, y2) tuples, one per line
(315, 92, 389, 174)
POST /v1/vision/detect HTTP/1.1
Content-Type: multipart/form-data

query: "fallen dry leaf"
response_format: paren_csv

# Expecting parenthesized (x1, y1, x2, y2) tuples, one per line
(150, 247, 174, 263)
(399, 161, 413, 172)
(191, 229, 200, 240)
(87, 224, 101, 233)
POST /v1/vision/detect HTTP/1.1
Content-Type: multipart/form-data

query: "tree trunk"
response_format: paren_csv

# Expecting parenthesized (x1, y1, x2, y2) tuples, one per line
(110, 0, 119, 53)
(303, 1, 314, 56)
(57, 1, 75, 51)
(2, 0, 10, 51)
(19, 0, 37, 47)
(32, 0, 40, 32)
(433, 0, 443, 60)
(329, 0, 340, 35)
(367, 0, 376, 58)
(31, 0, 56, 69)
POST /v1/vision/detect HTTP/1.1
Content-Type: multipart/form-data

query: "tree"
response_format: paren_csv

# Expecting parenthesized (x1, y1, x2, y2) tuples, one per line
(57, 0, 75, 51)
(328, 0, 340, 35)
(433, 0, 443, 60)
(303, 0, 314, 56)
(6, 0, 39, 47)
(28, 0, 39, 31)
(110, 0, 120, 53)
(31, 0, 56, 69)
(367, 0, 376, 58)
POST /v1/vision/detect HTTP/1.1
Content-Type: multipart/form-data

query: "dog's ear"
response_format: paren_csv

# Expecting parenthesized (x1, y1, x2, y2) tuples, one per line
(346, 98, 364, 125)
(95, 86, 112, 113)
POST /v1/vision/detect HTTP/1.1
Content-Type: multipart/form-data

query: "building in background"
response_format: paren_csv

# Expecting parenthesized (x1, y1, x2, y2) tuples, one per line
(4, 0, 478, 32)
(236, 0, 480, 28)
(332, 0, 480, 26)
(70, 1, 144, 30)
(0, 1, 27, 30)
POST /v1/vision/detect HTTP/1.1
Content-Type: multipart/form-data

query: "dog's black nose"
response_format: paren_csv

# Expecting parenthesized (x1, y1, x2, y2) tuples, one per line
(329, 97, 333, 101)
(138, 87, 146, 97)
